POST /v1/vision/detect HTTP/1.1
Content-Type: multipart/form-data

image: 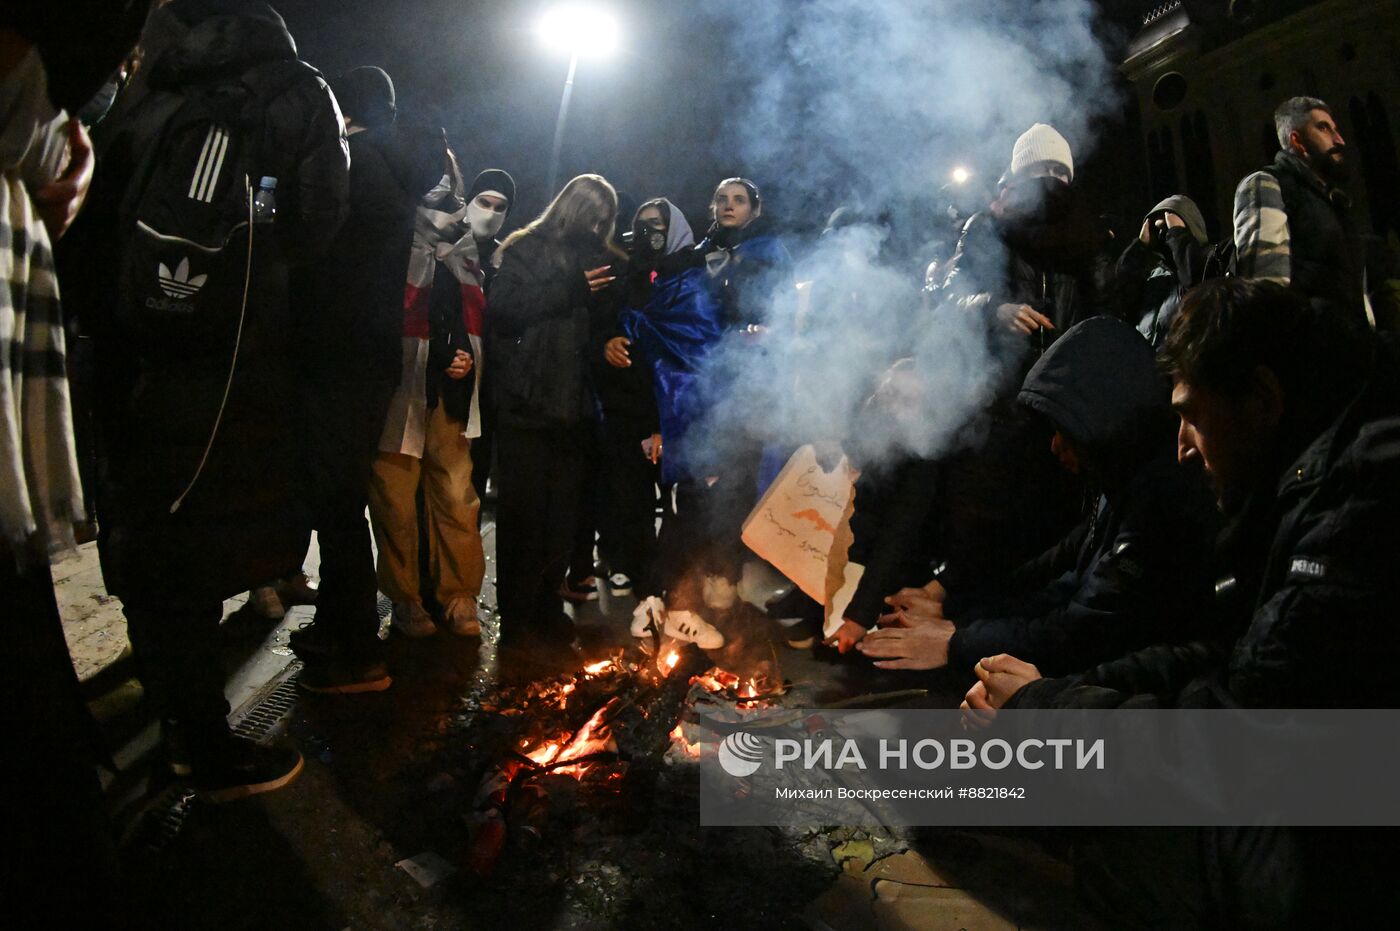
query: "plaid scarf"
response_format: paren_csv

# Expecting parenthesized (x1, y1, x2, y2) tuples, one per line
(0, 169, 84, 561)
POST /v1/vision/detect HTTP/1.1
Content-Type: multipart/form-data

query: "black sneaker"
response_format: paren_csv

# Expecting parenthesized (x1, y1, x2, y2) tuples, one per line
(560, 576, 599, 603)
(298, 656, 392, 695)
(288, 621, 335, 659)
(171, 736, 304, 804)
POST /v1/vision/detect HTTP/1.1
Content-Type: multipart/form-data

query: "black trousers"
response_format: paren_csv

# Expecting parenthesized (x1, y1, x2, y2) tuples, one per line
(297, 381, 394, 655)
(494, 421, 588, 640)
(599, 413, 661, 596)
(569, 426, 603, 585)
(122, 594, 229, 730)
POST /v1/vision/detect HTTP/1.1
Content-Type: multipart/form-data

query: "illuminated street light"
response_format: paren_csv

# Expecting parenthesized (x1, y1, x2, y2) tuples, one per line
(950, 166, 972, 185)
(538, 4, 620, 195)
(537, 4, 620, 56)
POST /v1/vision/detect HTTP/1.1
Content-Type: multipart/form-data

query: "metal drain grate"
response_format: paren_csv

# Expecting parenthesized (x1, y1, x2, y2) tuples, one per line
(231, 659, 303, 743)
(121, 658, 305, 855)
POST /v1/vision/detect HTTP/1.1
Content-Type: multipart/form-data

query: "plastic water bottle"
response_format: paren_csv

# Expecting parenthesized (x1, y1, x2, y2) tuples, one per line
(252, 176, 278, 222)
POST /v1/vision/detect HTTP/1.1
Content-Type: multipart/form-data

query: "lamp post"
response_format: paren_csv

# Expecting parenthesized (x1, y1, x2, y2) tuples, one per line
(537, 4, 619, 198)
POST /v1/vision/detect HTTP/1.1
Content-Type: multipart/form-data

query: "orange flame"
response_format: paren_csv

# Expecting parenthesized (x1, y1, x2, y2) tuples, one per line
(522, 698, 621, 777)
(582, 660, 612, 676)
(658, 649, 680, 675)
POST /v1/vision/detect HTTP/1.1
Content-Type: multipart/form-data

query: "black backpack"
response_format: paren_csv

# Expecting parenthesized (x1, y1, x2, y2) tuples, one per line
(115, 61, 312, 353)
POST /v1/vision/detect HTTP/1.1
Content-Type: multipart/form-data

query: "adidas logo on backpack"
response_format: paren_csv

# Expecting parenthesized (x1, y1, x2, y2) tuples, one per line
(158, 258, 208, 299)
(115, 60, 312, 350)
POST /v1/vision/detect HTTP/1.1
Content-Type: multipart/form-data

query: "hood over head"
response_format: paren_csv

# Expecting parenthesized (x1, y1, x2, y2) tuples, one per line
(6, 1, 151, 114)
(635, 197, 695, 255)
(332, 65, 395, 129)
(147, 0, 296, 88)
(468, 168, 516, 210)
(1018, 317, 1173, 485)
(1144, 194, 1207, 244)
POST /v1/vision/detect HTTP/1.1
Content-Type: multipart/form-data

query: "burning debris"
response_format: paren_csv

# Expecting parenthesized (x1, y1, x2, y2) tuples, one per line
(461, 625, 788, 877)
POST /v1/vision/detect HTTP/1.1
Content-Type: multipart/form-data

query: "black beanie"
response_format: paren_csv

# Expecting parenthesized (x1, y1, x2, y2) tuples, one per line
(467, 169, 516, 210)
(332, 66, 396, 129)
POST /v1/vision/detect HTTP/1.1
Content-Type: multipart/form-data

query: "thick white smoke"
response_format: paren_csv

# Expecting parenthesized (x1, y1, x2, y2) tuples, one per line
(684, 0, 1120, 471)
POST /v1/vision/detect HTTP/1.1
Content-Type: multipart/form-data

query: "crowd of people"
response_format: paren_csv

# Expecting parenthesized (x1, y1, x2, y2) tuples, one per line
(6, 0, 1400, 926)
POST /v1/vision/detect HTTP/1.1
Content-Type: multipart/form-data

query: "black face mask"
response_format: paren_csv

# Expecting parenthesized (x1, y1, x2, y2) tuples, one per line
(1002, 176, 1073, 224)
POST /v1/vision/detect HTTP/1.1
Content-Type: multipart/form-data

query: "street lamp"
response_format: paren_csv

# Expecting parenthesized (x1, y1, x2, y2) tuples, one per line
(537, 4, 620, 197)
(950, 166, 972, 185)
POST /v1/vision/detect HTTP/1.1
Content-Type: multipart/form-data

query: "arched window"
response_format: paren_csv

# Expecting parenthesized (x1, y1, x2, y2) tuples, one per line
(1181, 111, 1220, 238)
(1147, 127, 1180, 202)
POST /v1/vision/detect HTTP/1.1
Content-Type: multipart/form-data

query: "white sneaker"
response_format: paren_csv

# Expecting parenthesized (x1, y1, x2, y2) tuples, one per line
(444, 598, 481, 637)
(631, 596, 666, 637)
(250, 585, 286, 620)
(608, 572, 633, 597)
(664, 610, 725, 650)
(391, 601, 436, 638)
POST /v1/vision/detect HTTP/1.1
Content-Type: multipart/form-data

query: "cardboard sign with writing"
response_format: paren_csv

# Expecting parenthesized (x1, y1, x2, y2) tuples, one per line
(741, 445, 864, 639)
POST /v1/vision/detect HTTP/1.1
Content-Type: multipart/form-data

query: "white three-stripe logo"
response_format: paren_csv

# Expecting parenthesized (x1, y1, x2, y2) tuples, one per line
(188, 126, 230, 203)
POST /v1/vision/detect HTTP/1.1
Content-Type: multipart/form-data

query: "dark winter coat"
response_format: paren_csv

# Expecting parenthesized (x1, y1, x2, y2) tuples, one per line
(86, 0, 349, 601)
(1114, 194, 1223, 348)
(590, 260, 661, 429)
(296, 125, 443, 386)
(945, 318, 1219, 677)
(1010, 334, 1400, 709)
(487, 233, 597, 429)
(942, 185, 1115, 366)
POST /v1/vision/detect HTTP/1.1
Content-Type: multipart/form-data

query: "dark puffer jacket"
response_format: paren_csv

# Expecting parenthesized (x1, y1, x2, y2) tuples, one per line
(1114, 194, 1223, 348)
(296, 124, 445, 386)
(941, 183, 1115, 368)
(85, 0, 349, 601)
(487, 232, 597, 429)
(1010, 333, 1400, 709)
(945, 318, 1219, 677)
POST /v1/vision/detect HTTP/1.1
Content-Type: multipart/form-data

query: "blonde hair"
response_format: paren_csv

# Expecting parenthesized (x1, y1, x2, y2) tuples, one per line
(499, 173, 621, 260)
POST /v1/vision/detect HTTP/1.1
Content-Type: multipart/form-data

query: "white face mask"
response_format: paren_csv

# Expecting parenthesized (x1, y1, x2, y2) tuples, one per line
(466, 199, 507, 238)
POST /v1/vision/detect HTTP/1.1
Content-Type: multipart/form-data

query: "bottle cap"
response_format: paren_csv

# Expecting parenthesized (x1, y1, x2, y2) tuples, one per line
(259, 176, 278, 189)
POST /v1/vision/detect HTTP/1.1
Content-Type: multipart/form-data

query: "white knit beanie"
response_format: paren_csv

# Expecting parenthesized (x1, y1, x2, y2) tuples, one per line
(1011, 123, 1074, 182)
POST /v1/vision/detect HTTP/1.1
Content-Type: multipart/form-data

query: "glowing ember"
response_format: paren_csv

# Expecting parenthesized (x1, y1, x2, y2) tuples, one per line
(668, 724, 703, 759)
(658, 649, 680, 675)
(691, 668, 742, 692)
(737, 678, 760, 699)
(520, 698, 621, 778)
(582, 660, 612, 675)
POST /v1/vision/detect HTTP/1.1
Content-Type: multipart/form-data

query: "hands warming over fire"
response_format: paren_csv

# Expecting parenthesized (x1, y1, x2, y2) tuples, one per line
(854, 580, 955, 668)
(824, 618, 867, 653)
(960, 654, 1042, 727)
(877, 582, 946, 627)
(857, 615, 956, 669)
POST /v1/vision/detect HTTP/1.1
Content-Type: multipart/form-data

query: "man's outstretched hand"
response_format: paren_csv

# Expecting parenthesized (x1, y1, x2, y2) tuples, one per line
(857, 617, 955, 669)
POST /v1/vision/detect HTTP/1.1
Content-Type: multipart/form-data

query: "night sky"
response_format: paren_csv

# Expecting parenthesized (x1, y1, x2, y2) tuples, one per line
(274, 0, 757, 230)
(272, 0, 1146, 245)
